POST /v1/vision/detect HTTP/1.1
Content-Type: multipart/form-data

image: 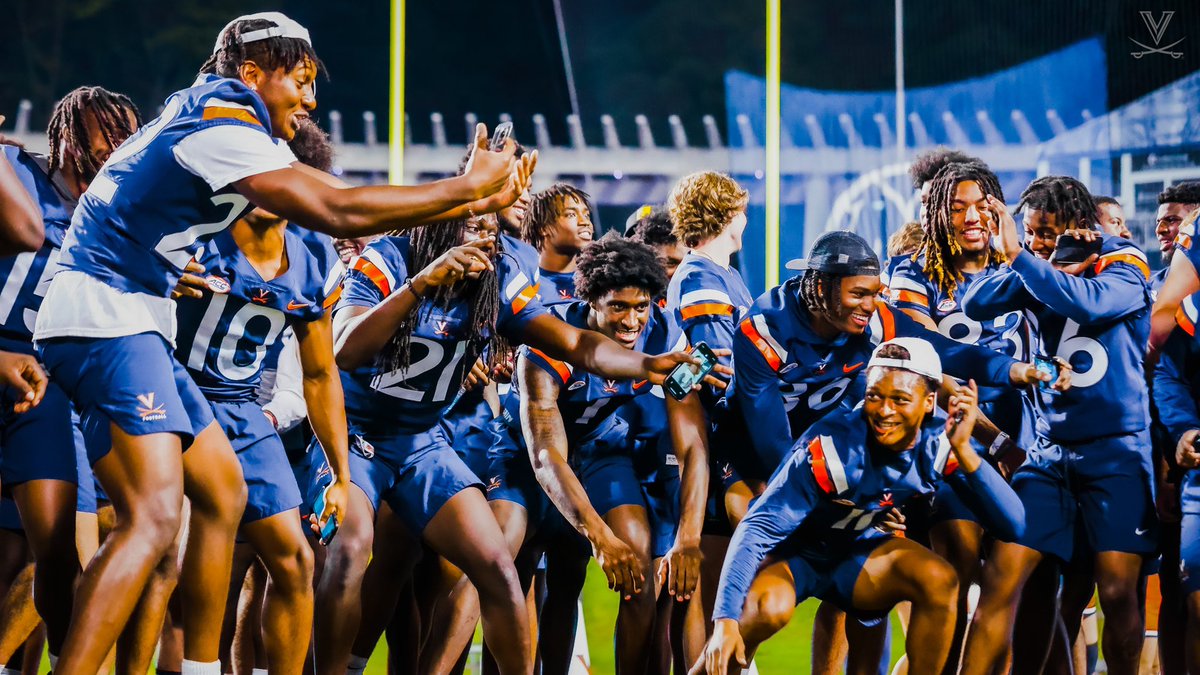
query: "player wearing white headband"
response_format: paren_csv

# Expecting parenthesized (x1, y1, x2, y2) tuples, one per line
(31, 11, 534, 675)
(693, 338, 1024, 675)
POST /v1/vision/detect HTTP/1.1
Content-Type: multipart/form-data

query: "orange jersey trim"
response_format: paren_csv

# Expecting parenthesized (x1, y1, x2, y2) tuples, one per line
(893, 289, 929, 308)
(322, 286, 343, 310)
(1093, 253, 1151, 280)
(1177, 306, 1196, 337)
(351, 258, 392, 296)
(877, 304, 897, 341)
(806, 437, 836, 494)
(528, 348, 571, 383)
(201, 107, 262, 127)
(512, 284, 539, 314)
(739, 318, 782, 371)
(680, 302, 735, 320)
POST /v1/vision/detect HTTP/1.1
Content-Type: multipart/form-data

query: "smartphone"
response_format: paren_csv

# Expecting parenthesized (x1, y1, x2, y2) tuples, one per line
(664, 342, 718, 401)
(1032, 354, 1057, 392)
(311, 484, 339, 546)
(1049, 234, 1102, 265)
(489, 121, 514, 152)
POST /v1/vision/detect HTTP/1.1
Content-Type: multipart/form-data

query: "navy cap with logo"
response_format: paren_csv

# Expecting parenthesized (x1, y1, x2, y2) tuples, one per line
(785, 230, 881, 276)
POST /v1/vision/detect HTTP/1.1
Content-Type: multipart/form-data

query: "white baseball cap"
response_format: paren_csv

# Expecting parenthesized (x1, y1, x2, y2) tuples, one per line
(213, 12, 312, 55)
(867, 337, 942, 382)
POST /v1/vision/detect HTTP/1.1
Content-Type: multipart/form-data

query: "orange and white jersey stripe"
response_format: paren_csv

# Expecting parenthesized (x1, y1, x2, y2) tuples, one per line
(739, 314, 789, 372)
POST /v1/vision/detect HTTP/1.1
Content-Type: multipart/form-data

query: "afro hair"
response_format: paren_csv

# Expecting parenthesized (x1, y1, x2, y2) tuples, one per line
(574, 233, 667, 303)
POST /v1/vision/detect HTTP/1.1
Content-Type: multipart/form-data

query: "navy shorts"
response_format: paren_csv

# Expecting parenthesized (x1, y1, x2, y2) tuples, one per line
(440, 395, 495, 481)
(0, 497, 19, 531)
(39, 333, 215, 463)
(0, 378, 78, 487)
(787, 535, 893, 623)
(928, 438, 992, 527)
(308, 425, 482, 535)
(212, 400, 302, 524)
(642, 475, 680, 559)
(1010, 432, 1157, 561)
(74, 413, 97, 514)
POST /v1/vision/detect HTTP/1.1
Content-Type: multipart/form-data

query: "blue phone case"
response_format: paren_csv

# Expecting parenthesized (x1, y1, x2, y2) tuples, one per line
(312, 484, 339, 546)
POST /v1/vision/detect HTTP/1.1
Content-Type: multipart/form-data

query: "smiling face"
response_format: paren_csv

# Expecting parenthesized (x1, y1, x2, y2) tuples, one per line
(1023, 208, 1069, 260)
(1097, 202, 1130, 239)
(544, 195, 593, 254)
(949, 180, 992, 254)
(589, 286, 653, 349)
(824, 274, 882, 336)
(246, 58, 317, 141)
(498, 188, 532, 237)
(862, 367, 936, 452)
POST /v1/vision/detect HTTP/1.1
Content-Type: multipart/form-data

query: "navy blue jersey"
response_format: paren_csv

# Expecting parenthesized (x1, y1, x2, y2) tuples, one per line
(337, 236, 545, 435)
(538, 268, 577, 304)
(732, 281, 1018, 470)
(666, 252, 754, 416)
(499, 300, 685, 451)
(713, 404, 1023, 620)
(0, 148, 74, 354)
(58, 74, 295, 297)
(962, 236, 1152, 443)
(889, 255, 1031, 439)
(617, 390, 675, 483)
(1153, 292, 1200, 447)
(502, 234, 541, 286)
(175, 228, 339, 402)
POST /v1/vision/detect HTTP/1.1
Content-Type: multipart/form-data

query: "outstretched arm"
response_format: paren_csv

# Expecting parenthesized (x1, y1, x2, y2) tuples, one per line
(659, 393, 710, 600)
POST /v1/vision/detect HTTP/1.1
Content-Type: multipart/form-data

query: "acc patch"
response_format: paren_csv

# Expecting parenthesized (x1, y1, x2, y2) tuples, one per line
(205, 275, 231, 294)
(937, 298, 957, 313)
(568, 380, 586, 391)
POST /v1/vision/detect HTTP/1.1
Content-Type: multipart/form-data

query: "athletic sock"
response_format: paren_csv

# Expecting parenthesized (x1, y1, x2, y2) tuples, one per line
(1, 666, 22, 675)
(181, 660, 221, 675)
(251, 669, 268, 675)
(346, 654, 369, 675)
(48, 654, 59, 671)
(1086, 643, 1099, 674)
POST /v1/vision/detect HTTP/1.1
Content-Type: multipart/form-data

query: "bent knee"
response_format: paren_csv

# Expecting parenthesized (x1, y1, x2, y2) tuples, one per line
(915, 559, 959, 606)
(750, 588, 796, 635)
(268, 541, 316, 590)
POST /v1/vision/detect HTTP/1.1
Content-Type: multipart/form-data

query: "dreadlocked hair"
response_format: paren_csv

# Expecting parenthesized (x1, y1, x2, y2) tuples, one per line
(917, 161, 1007, 297)
(796, 270, 843, 320)
(574, 233, 667, 303)
(47, 86, 141, 184)
(199, 17, 325, 80)
(375, 219, 506, 380)
(1016, 176, 1098, 233)
(522, 183, 592, 251)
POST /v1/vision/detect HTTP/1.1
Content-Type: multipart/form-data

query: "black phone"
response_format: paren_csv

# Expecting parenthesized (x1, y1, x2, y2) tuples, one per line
(1049, 234, 1102, 265)
(489, 121, 514, 152)
(664, 342, 718, 401)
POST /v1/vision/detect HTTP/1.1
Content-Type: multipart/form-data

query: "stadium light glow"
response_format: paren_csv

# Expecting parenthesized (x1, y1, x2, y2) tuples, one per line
(765, 0, 781, 289)
(389, 0, 405, 185)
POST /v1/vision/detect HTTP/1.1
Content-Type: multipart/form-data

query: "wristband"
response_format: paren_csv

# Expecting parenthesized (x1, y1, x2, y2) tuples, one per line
(404, 282, 423, 302)
(987, 432, 1011, 458)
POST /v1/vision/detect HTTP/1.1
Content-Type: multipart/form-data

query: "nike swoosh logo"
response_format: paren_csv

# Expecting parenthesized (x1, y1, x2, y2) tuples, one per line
(287, 300, 308, 310)
(1135, 527, 1149, 535)
(843, 362, 864, 373)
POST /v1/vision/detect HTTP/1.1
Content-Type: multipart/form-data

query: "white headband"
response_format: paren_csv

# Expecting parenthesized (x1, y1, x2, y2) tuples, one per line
(867, 337, 943, 382)
(213, 12, 312, 55)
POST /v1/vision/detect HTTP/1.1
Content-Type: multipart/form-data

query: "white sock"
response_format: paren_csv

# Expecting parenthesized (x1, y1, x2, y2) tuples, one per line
(48, 654, 59, 670)
(181, 660, 221, 675)
(251, 670, 268, 675)
(346, 654, 369, 675)
(1, 666, 22, 675)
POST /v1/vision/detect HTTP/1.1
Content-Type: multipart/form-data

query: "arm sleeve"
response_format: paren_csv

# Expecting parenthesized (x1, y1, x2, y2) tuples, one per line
(1008, 249, 1149, 325)
(887, 262, 934, 317)
(733, 317, 794, 470)
(497, 258, 547, 338)
(713, 450, 820, 620)
(173, 124, 297, 191)
(1153, 328, 1200, 443)
(261, 331, 308, 433)
(893, 310, 1017, 387)
(960, 268, 1034, 321)
(944, 461, 1026, 542)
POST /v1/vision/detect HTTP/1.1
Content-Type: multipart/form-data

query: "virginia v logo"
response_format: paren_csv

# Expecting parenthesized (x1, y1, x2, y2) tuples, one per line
(1131, 10, 1185, 58)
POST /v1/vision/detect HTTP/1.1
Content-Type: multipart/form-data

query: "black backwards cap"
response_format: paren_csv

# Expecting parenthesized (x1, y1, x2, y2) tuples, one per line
(785, 230, 881, 276)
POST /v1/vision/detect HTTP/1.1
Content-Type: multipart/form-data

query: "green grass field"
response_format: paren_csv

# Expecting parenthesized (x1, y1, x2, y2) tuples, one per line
(359, 561, 906, 674)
